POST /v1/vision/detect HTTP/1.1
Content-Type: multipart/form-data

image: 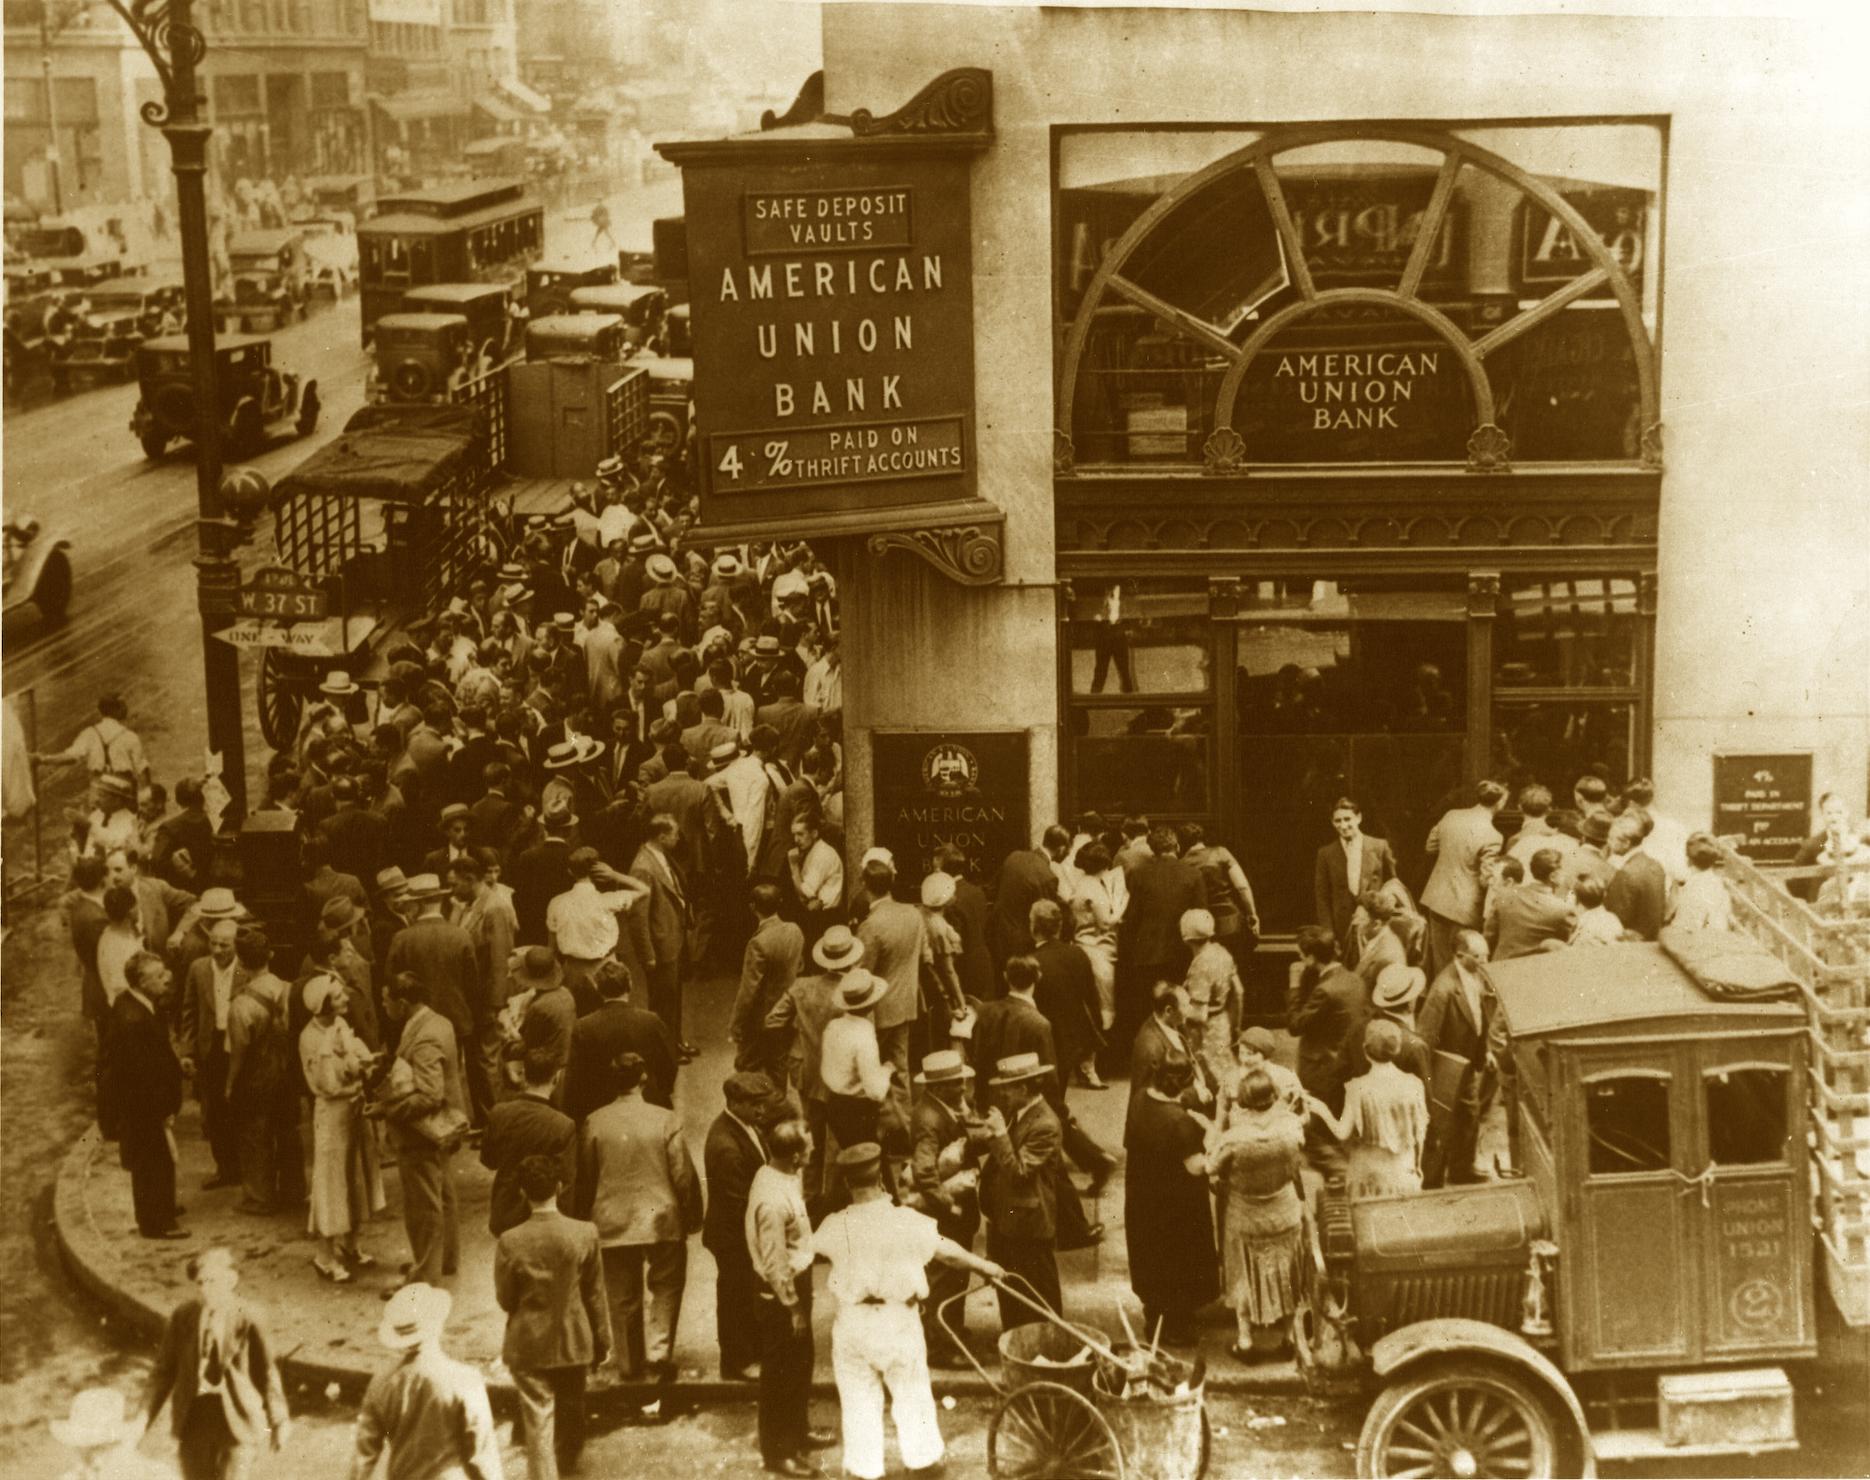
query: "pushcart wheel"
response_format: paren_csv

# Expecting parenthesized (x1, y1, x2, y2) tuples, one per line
(987, 1380, 1124, 1480)
(258, 648, 304, 749)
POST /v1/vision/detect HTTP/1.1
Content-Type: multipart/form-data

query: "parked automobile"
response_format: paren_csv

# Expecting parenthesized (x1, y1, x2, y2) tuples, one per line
(131, 333, 320, 460)
(301, 172, 378, 220)
(219, 228, 310, 329)
(3, 286, 79, 394)
(1, 516, 73, 622)
(566, 281, 667, 350)
(370, 312, 479, 403)
(49, 274, 185, 388)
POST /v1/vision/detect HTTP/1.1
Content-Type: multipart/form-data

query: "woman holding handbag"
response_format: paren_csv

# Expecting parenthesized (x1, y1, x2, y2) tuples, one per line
(301, 974, 385, 1282)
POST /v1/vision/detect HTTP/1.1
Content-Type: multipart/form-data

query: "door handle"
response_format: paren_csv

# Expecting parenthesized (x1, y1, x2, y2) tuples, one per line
(1672, 1161, 1716, 1208)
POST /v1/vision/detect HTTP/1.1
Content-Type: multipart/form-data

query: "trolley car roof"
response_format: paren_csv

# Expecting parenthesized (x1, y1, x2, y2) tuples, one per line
(358, 201, 541, 238)
(1492, 939, 1802, 1040)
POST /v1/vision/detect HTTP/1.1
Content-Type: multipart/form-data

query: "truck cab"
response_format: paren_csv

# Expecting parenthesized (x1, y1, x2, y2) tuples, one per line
(566, 281, 667, 349)
(524, 312, 626, 364)
(1326, 934, 1827, 1476)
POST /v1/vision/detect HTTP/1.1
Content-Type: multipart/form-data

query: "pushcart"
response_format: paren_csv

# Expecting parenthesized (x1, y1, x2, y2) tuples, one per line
(937, 1274, 1212, 1480)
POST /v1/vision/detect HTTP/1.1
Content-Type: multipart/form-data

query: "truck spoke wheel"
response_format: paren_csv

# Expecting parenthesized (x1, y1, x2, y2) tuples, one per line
(1359, 1362, 1560, 1479)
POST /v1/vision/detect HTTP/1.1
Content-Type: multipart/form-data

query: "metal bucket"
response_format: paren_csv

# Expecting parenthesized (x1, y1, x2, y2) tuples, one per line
(997, 1321, 1098, 1397)
(1092, 1354, 1209, 1479)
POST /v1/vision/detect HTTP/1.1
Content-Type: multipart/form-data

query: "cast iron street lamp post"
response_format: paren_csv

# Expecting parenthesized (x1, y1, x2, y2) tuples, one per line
(103, 0, 248, 816)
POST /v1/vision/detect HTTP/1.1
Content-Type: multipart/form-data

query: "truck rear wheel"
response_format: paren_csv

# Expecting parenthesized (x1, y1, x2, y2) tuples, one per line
(1357, 1360, 1561, 1479)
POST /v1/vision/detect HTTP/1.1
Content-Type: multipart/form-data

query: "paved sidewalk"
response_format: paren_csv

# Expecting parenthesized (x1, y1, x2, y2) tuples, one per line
(55, 970, 1308, 1402)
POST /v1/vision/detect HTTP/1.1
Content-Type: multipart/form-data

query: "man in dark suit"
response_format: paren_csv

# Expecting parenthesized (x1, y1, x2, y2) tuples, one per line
(971, 956, 1055, 1076)
(111, 951, 188, 1239)
(1313, 797, 1398, 956)
(908, 1051, 987, 1366)
(318, 776, 389, 885)
(142, 1247, 290, 1473)
(1287, 926, 1372, 1176)
(1606, 810, 1669, 941)
(466, 761, 526, 861)
(1789, 791, 1863, 901)
(421, 803, 476, 881)
(480, 1047, 579, 1237)
(1116, 825, 1205, 1053)
(935, 845, 996, 1007)
(1125, 982, 1218, 1146)
(494, 1154, 610, 1480)
(510, 800, 579, 946)
(987, 833, 1063, 977)
(980, 1053, 1065, 1329)
(703, 1073, 772, 1381)
(564, 959, 677, 1119)
(1417, 929, 1501, 1187)
(733, 884, 804, 1075)
(631, 813, 693, 1056)
(1488, 848, 1578, 960)
(1028, 901, 1101, 1087)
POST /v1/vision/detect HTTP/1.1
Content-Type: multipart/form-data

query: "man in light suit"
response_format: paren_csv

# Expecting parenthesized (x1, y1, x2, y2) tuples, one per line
(1313, 796, 1397, 956)
(631, 812, 693, 1058)
(1606, 809, 1670, 941)
(1417, 929, 1503, 1187)
(182, 916, 249, 1190)
(495, 1153, 610, 1480)
(376, 970, 467, 1288)
(1420, 780, 1508, 981)
(141, 1247, 291, 1476)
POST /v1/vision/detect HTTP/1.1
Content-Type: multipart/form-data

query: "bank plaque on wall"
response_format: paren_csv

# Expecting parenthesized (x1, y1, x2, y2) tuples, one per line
(872, 730, 1028, 887)
(663, 132, 981, 520)
(1712, 752, 1812, 863)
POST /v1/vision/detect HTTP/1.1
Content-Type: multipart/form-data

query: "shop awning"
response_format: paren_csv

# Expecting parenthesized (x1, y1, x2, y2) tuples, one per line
(370, 90, 465, 125)
(692, 498, 1005, 587)
(497, 76, 551, 114)
(474, 93, 525, 125)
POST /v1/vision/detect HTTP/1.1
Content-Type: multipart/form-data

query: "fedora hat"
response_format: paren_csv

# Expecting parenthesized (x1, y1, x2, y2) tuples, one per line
(378, 1282, 451, 1351)
(511, 945, 562, 991)
(989, 1052, 1054, 1087)
(914, 1049, 974, 1085)
(813, 924, 866, 972)
(374, 865, 409, 897)
(50, 1388, 138, 1450)
(197, 887, 241, 919)
(646, 553, 678, 584)
(835, 970, 890, 1013)
(319, 670, 360, 697)
(402, 872, 447, 901)
(319, 894, 361, 933)
(1373, 964, 1427, 1013)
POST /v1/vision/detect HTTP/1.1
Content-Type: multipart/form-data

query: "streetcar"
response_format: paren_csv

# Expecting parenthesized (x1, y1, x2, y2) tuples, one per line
(356, 176, 544, 346)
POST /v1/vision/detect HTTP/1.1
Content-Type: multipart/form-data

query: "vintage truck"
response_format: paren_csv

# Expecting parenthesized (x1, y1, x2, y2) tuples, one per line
(1301, 907, 1870, 1477)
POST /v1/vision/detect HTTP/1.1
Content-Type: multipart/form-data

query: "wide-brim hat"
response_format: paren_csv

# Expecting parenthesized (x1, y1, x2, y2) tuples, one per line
(378, 1282, 451, 1350)
(835, 970, 890, 1012)
(375, 866, 409, 897)
(319, 895, 361, 933)
(711, 553, 743, 579)
(914, 1049, 974, 1085)
(646, 553, 678, 583)
(511, 945, 562, 990)
(50, 1387, 138, 1450)
(813, 924, 866, 972)
(989, 1052, 1054, 1087)
(197, 887, 241, 919)
(319, 670, 360, 697)
(1373, 964, 1427, 1012)
(402, 872, 447, 901)
(544, 735, 605, 769)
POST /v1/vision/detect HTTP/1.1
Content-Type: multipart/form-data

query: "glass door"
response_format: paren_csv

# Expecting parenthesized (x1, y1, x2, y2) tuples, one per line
(1227, 577, 1468, 934)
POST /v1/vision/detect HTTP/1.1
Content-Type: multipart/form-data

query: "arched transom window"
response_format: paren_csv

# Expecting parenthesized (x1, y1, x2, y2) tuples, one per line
(1055, 123, 1661, 473)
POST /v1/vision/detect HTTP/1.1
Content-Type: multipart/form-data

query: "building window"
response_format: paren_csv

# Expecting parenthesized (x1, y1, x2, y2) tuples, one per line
(1056, 123, 1661, 470)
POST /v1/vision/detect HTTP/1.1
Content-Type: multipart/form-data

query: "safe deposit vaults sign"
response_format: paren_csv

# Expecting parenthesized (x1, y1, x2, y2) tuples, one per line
(670, 147, 979, 519)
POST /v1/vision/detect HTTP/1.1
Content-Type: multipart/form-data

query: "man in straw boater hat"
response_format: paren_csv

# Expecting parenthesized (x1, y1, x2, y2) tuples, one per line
(50, 1386, 169, 1478)
(979, 1051, 1067, 1330)
(139, 1246, 291, 1478)
(639, 551, 695, 643)
(353, 1283, 500, 1479)
(1370, 962, 1433, 1088)
(811, 927, 895, 1203)
(811, 1141, 1004, 1480)
(908, 1050, 994, 1367)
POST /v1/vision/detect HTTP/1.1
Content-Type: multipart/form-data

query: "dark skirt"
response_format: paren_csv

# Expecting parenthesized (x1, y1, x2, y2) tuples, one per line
(1123, 1097, 1218, 1316)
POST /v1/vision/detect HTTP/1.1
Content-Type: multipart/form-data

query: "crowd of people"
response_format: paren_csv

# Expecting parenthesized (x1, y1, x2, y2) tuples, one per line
(41, 471, 1870, 1477)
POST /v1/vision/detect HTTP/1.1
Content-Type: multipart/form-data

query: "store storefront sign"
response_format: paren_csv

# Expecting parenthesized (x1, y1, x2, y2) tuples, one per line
(873, 729, 1029, 886)
(1712, 752, 1812, 862)
(669, 146, 979, 518)
(1518, 184, 1648, 293)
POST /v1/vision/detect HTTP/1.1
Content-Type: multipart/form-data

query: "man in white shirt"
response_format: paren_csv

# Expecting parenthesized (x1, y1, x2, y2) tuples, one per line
(802, 639, 842, 719)
(704, 658, 756, 740)
(815, 933, 894, 1186)
(787, 814, 843, 947)
(183, 916, 247, 1189)
(745, 1118, 835, 1476)
(545, 848, 650, 999)
(35, 692, 150, 785)
(707, 741, 770, 874)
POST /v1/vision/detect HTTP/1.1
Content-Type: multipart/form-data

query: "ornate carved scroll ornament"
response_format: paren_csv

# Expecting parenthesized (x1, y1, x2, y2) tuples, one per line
(866, 524, 1003, 586)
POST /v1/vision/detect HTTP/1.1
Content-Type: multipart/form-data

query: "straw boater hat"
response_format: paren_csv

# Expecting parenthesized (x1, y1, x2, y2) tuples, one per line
(808, 922, 862, 972)
(989, 1052, 1054, 1087)
(708, 738, 740, 770)
(438, 801, 471, 827)
(401, 872, 447, 901)
(629, 528, 660, 552)
(914, 1049, 974, 1085)
(551, 611, 577, 632)
(378, 1282, 451, 1351)
(50, 1388, 139, 1451)
(319, 670, 360, 697)
(711, 553, 743, 579)
(497, 560, 530, 585)
(544, 735, 605, 769)
(1373, 964, 1428, 1013)
(197, 887, 242, 920)
(646, 553, 678, 584)
(302, 973, 343, 1015)
(836, 972, 890, 1012)
(595, 454, 626, 482)
(1179, 907, 1216, 942)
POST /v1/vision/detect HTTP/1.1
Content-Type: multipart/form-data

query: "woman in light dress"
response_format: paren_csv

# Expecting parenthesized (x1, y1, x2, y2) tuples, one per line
(1308, 1019, 1429, 1199)
(1208, 1067, 1308, 1360)
(1067, 840, 1124, 1088)
(1670, 831, 1735, 932)
(299, 973, 385, 1282)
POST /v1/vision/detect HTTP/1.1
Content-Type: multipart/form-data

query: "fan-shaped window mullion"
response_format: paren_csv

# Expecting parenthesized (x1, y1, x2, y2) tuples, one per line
(1472, 266, 1611, 358)
(1250, 156, 1316, 301)
(1104, 273, 1245, 363)
(1398, 151, 1463, 302)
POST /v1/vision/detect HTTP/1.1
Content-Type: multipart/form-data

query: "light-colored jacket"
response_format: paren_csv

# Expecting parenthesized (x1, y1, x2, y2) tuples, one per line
(1421, 805, 1503, 927)
(577, 1092, 702, 1247)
